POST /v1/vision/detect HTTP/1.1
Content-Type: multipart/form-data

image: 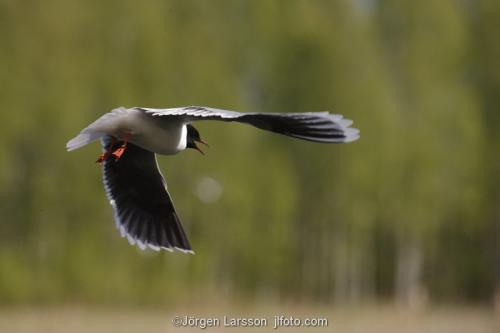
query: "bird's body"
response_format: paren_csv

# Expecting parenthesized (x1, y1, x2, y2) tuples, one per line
(68, 107, 188, 155)
(67, 106, 359, 253)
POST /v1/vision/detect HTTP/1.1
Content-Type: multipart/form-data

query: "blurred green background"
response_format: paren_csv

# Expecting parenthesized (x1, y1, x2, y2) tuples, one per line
(0, 0, 499, 324)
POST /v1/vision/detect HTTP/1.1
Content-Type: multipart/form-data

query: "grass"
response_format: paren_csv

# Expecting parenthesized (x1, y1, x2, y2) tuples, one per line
(0, 304, 497, 333)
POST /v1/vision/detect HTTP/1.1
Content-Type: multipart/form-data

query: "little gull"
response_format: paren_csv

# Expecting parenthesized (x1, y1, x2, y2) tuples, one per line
(66, 106, 360, 253)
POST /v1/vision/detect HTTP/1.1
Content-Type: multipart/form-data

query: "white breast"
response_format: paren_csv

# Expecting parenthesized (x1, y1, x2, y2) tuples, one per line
(118, 109, 187, 155)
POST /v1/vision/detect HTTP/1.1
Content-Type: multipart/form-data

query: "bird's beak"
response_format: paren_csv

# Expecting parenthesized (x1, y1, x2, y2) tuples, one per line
(198, 138, 209, 147)
(194, 138, 209, 155)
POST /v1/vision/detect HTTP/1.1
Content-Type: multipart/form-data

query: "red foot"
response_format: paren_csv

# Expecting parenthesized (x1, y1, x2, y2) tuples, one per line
(112, 146, 126, 160)
(111, 133, 130, 161)
(96, 137, 117, 166)
(95, 135, 129, 165)
(96, 153, 108, 165)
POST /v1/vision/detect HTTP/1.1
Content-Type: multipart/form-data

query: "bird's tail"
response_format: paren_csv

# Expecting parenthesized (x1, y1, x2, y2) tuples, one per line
(66, 130, 105, 151)
(66, 107, 130, 151)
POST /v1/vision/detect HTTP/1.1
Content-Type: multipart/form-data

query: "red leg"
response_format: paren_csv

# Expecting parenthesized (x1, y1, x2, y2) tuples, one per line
(112, 133, 130, 161)
(96, 137, 117, 165)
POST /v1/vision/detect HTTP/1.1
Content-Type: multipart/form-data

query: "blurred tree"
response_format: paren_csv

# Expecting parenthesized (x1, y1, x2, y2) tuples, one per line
(375, 0, 484, 306)
(471, 0, 500, 310)
(0, 0, 496, 307)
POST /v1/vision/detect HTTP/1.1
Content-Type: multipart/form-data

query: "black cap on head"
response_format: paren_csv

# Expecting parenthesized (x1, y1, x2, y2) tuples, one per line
(186, 124, 207, 154)
(186, 124, 201, 144)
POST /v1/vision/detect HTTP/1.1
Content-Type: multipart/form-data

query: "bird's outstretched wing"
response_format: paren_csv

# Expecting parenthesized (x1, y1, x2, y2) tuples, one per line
(140, 106, 360, 143)
(101, 136, 193, 253)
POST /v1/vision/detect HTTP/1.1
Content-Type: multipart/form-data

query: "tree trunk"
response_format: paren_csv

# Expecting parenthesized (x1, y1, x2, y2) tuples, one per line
(494, 206, 500, 326)
(395, 236, 427, 309)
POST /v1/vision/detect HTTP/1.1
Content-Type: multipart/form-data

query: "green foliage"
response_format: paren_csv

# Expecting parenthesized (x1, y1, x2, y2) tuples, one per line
(0, 0, 496, 305)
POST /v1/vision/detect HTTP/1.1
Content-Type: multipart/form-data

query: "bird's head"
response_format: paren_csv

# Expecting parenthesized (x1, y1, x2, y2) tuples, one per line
(186, 124, 209, 154)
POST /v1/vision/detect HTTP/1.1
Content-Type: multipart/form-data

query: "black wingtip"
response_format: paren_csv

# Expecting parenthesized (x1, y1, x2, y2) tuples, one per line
(101, 135, 194, 254)
(240, 113, 360, 144)
(116, 208, 194, 253)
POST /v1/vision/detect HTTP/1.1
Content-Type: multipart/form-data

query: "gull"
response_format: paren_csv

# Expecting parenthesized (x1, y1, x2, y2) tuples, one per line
(66, 106, 359, 253)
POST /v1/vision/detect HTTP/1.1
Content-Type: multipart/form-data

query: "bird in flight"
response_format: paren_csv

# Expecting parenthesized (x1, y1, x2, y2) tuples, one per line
(66, 106, 359, 253)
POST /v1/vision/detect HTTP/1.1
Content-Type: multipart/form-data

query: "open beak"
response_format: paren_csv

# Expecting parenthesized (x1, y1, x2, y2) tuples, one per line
(194, 138, 209, 155)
